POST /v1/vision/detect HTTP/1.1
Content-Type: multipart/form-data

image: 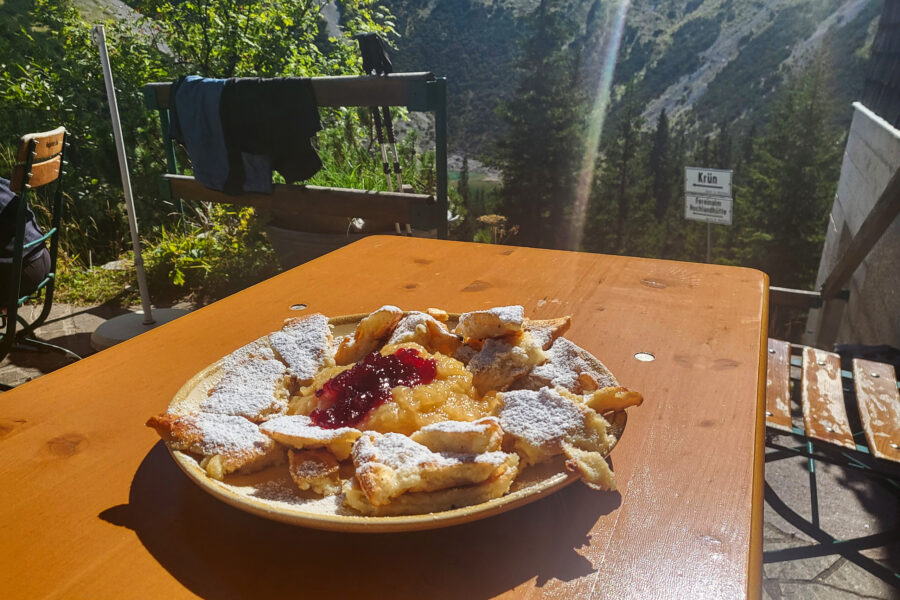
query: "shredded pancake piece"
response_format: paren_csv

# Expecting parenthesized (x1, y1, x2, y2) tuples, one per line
(268, 313, 335, 384)
(498, 387, 618, 489)
(516, 336, 618, 394)
(335, 305, 404, 365)
(453, 305, 524, 340)
(200, 351, 291, 422)
(387, 311, 462, 356)
(523, 316, 572, 350)
(146, 412, 283, 480)
(259, 414, 361, 460)
(351, 431, 514, 506)
(343, 452, 519, 516)
(466, 332, 546, 395)
(288, 448, 342, 496)
(410, 417, 503, 454)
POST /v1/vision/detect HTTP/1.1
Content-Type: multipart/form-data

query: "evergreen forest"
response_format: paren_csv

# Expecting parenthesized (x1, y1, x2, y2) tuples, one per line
(0, 0, 883, 304)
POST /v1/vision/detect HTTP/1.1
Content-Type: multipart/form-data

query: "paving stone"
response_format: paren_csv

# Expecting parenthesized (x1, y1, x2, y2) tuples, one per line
(0, 303, 194, 387)
(778, 581, 892, 599)
(821, 558, 900, 599)
(764, 555, 841, 582)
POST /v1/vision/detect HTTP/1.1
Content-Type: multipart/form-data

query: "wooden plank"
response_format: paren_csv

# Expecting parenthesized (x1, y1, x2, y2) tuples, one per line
(852, 358, 900, 462)
(769, 287, 823, 309)
(9, 155, 61, 193)
(820, 165, 900, 300)
(145, 72, 436, 111)
(165, 174, 436, 223)
(0, 237, 768, 600)
(765, 339, 793, 431)
(801, 347, 855, 449)
(15, 126, 65, 163)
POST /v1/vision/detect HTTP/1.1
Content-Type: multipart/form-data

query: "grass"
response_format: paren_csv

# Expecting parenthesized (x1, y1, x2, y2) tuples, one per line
(52, 255, 140, 306)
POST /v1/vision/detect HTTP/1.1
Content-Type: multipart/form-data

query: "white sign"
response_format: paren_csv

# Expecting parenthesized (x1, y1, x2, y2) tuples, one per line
(685, 194, 733, 225)
(685, 167, 732, 197)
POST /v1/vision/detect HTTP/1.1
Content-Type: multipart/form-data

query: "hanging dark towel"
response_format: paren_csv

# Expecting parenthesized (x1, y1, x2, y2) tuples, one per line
(219, 77, 322, 195)
(169, 76, 272, 193)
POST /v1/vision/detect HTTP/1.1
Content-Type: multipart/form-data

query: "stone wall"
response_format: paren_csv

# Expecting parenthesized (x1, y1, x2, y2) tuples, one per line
(803, 102, 900, 348)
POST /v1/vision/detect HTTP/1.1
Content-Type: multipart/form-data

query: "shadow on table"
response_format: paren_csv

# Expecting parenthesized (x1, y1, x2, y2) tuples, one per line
(100, 442, 620, 599)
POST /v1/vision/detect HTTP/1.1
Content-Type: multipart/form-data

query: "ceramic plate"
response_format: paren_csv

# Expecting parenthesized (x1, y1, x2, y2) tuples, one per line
(164, 313, 627, 532)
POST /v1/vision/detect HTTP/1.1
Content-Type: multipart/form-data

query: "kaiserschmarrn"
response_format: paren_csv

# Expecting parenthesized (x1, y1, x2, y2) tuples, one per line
(147, 305, 643, 516)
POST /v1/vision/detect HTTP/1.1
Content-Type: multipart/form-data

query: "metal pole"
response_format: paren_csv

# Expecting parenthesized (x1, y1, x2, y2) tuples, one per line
(92, 25, 155, 324)
(706, 222, 712, 263)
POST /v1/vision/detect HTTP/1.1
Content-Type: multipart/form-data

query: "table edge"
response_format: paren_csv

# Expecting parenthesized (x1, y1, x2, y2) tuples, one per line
(747, 272, 769, 600)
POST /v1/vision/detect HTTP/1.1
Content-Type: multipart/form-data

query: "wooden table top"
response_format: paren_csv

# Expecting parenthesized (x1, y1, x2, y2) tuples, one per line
(0, 236, 768, 600)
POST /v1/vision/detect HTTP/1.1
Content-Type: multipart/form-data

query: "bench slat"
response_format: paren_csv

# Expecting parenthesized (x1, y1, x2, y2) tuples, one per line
(765, 339, 793, 431)
(801, 347, 855, 449)
(164, 174, 437, 225)
(852, 358, 900, 462)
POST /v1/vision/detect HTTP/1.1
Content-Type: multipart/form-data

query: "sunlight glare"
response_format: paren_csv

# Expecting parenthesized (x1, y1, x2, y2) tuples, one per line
(570, 0, 630, 251)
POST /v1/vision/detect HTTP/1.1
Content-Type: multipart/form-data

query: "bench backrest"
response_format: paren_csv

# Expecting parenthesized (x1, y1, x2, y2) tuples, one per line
(143, 73, 449, 237)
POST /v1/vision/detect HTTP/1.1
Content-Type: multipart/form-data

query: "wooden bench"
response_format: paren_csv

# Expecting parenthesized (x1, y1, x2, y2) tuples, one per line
(142, 72, 449, 240)
(763, 338, 900, 581)
(765, 338, 900, 471)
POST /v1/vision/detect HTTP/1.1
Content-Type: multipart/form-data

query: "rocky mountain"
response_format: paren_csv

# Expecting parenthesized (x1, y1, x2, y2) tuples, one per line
(384, 0, 883, 153)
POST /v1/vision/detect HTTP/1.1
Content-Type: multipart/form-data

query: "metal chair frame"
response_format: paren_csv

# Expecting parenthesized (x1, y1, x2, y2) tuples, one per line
(0, 127, 81, 377)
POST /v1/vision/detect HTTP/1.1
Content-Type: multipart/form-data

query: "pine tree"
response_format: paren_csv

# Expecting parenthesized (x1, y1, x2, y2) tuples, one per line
(649, 109, 672, 220)
(586, 83, 646, 254)
(494, 0, 587, 249)
(733, 60, 840, 287)
(715, 120, 732, 169)
(459, 154, 470, 207)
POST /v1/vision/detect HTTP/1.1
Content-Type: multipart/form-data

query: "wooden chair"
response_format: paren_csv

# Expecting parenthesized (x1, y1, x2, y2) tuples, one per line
(763, 338, 899, 582)
(142, 73, 449, 256)
(0, 127, 81, 371)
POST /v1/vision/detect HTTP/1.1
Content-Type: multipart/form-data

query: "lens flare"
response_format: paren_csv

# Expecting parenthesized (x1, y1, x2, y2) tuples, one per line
(569, 0, 630, 251)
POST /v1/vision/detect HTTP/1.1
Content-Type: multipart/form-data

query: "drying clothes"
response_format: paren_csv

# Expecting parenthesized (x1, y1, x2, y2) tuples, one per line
(219, 77, 322, 195)
(169, 76, 272, 193)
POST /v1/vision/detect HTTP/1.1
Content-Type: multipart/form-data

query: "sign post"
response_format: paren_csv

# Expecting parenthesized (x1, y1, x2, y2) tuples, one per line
(684, 167, 733, 262)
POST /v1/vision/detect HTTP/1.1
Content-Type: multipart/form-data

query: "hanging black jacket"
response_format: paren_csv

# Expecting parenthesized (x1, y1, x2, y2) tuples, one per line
(219, 77, 322, 195)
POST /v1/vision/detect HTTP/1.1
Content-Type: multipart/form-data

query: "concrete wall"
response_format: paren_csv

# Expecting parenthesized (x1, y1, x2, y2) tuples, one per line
(804, 102, 900, 348)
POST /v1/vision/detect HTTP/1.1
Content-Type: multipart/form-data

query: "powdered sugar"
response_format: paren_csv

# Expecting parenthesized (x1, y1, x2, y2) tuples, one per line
(268, 314, 335, 381)
(223, 339, 276, 370)
(499, 387, 586, 448)
(354, 432, 508, 472)
(527, 326, 554, 350)
(388, 311, 441, 344)
(201, 355, 289, 421)
(417, 417, 500, 434)
(467, 338, 526, 373)
(182, 412, 275, 457)
(354, 432, 450, 471)
(528, 337, 617, 392)
(260, 414, 360, 443)
(454, 305, 524, 339)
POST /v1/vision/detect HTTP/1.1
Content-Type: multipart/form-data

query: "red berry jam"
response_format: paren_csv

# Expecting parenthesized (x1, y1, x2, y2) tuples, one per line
(310, 348, 437, 429)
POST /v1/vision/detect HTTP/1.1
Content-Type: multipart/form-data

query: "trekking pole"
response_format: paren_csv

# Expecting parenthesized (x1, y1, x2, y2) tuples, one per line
(370, 108, 394, 193)
(370, 108, 401, 234)
(380, 106, 411, 235)
(355, 33, 404, 234)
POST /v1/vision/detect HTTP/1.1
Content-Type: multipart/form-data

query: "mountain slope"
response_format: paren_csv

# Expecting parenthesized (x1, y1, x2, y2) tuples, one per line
(386, 0, 882, 152)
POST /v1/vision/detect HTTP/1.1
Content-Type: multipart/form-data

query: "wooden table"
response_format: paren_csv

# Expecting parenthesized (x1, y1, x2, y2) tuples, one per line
(0, 236, 768, 599)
